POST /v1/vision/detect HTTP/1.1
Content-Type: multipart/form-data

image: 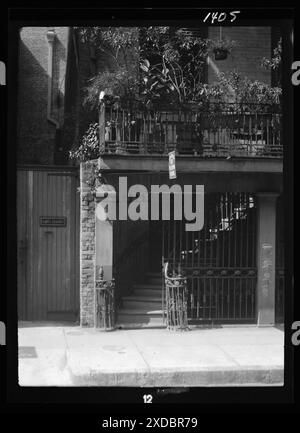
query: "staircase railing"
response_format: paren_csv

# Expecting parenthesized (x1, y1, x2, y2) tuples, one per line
(165, 195, 255, 265)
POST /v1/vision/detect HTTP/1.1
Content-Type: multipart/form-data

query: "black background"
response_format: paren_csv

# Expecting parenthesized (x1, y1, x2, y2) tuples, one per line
(1, 1, 298, 419)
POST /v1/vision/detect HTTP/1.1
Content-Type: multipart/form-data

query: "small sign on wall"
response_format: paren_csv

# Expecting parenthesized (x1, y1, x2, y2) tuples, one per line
(40, 216, 67, 227)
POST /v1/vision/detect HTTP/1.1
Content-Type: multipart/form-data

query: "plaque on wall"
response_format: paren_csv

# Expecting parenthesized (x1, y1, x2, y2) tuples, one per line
(39, 216, 67, 227)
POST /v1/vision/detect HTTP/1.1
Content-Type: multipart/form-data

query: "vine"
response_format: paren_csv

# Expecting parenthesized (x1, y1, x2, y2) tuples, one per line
(85, 165, 106, 194)
(69, 122, 100, 162)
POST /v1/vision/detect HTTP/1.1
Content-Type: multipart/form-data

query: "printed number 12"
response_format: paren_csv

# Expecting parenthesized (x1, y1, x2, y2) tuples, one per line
(143, 394, 153, 403)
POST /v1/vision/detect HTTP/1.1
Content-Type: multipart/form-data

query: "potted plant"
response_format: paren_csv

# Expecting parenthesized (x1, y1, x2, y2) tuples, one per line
(209, 39, 236, 60)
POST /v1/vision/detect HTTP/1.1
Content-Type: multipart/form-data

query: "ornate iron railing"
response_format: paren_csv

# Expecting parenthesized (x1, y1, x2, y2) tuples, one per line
(95, 277, 115, 330)
(186, 268, 257, 322)
(162, 265, 257, 323)
(164, 262, 189, 331)
(100, 102, 282, 158)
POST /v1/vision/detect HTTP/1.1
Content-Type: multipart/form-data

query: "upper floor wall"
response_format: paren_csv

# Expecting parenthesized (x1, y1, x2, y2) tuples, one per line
(17, 27, 69, 164)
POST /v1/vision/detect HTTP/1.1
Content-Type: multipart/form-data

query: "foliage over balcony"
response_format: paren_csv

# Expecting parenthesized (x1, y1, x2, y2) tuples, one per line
(70, 27, 282, 162)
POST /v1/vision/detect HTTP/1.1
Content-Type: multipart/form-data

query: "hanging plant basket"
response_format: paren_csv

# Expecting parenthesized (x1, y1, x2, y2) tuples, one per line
(209, 29, 236, 61)
(214, 48, 228, 61)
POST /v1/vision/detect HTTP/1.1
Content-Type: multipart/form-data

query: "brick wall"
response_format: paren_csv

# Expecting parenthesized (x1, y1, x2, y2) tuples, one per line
(80, 161, 97, 326)
(17, 27, 69, 164)
(208, 27, 271, 84)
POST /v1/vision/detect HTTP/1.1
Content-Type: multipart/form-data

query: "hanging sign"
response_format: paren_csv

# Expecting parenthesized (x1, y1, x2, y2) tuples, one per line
(168, 151, 176, 180)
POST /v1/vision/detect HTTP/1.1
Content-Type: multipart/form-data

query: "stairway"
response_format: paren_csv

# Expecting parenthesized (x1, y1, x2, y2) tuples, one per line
(116, 272, 165, 329)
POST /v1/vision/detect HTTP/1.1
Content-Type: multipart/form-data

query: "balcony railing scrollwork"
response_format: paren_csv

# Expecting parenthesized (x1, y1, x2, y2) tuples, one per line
(99, 102, 282, 158)
(164, 262, 189, 331)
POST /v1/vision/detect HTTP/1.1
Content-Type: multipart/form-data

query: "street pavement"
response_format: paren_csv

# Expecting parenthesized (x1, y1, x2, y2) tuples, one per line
(18, 322, 284, 387)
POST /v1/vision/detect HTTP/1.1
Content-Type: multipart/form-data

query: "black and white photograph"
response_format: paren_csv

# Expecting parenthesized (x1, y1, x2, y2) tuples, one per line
(2, 6, 297, 410)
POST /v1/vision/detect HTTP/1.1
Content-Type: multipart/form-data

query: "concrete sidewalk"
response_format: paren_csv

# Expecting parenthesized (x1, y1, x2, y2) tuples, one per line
(18, 323, 284, 387)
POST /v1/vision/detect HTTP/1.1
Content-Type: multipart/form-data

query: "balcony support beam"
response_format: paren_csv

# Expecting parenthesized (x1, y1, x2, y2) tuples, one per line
(98, 156, 283, 174)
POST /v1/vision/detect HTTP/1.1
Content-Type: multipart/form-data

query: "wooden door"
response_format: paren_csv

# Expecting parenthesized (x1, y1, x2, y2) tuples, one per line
(17, 168, 79, 321)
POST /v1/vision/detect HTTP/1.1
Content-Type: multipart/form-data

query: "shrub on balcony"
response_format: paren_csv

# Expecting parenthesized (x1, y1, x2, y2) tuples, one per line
(78, 26, 213, 110)
(138, 27, 212, 108)
(207, 71, 282, 113)
(72, 27, 282, 161)
(261, 37, 282, 87)
(84, 68, 139, 110)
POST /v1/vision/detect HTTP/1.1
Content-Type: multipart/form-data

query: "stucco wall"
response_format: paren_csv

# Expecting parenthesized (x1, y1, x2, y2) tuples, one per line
(208, 27, 272, 85)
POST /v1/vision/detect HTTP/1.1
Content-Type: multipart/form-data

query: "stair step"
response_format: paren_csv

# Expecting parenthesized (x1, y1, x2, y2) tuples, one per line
(118, 308, 163, 316)
(134, 288, 162, 297)
(147, 277, 163, 285)
(117, 313, 164, 325)
(123, 296, 161, 302)
(117, 305, 165, 326)
(123, 300, 162, 310)
(146, 272, 162, 278)
(116, 322, 166, 329)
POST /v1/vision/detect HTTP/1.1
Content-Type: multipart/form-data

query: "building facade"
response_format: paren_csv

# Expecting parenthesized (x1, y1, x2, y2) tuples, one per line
(16, 26, 284, 327)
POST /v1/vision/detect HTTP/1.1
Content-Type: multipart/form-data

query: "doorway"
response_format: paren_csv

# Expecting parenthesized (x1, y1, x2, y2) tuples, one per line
(17, 167, 80, 321)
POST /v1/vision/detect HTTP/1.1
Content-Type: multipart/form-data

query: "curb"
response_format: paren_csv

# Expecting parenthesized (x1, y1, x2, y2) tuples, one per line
(66, 365, 284, 387)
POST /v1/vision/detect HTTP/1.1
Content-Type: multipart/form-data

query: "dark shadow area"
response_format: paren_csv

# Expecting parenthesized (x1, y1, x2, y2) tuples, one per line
(18, 321, 78, 328)
(17, 39, 65, 165)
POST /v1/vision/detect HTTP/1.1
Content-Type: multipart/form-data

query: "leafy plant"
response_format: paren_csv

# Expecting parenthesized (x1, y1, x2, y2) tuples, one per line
(212, 71, 282, 110)
(261, 37, 282, 87)
(84, 68, 139, 110)
(69, 122, 100, 161)
(72, 27, 282, 164)
(85, 165, 106, 194)
(138, 27, 210, 107)
(77, 26, 212, 109)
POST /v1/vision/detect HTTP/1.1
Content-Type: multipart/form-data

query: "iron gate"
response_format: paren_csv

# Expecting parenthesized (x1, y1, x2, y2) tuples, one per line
(162, 192, 257, 322)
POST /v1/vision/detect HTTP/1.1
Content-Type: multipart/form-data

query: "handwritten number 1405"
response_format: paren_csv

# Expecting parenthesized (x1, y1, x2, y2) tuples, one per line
(203, 11, 240, 24)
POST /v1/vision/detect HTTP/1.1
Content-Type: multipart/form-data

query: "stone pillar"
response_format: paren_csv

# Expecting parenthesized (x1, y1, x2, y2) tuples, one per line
(256, 193, 278, 326)
(80, 161, 116, 327)
(80, 161, 97, 327)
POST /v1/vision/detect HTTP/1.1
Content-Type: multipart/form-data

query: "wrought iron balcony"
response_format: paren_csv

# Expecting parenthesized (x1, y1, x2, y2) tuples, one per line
(99, 102, 282, 158)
